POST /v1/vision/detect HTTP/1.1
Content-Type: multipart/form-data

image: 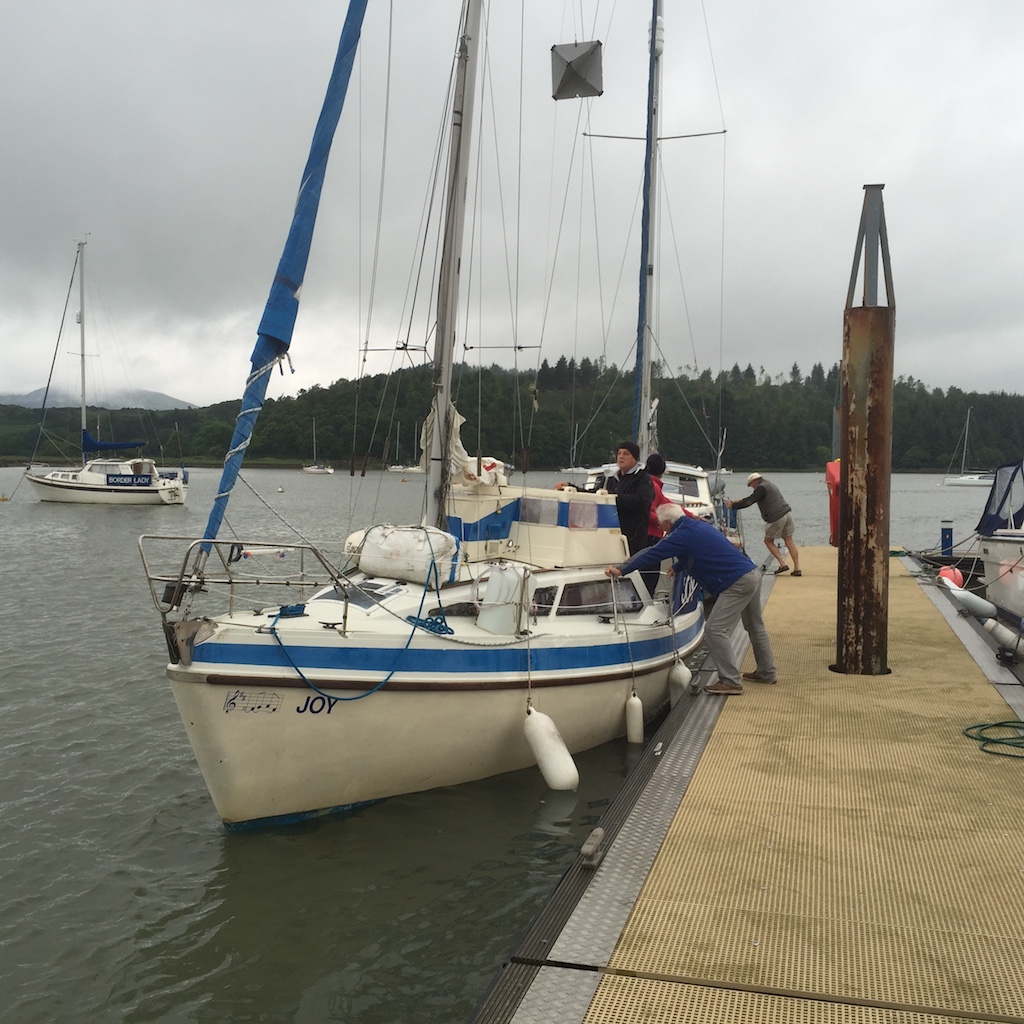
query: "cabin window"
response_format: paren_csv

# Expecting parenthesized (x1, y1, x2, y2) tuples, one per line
(532, 586, 556, 617)
(672, 476, 701, 499)
(556, 578, 642, 616)
(567, 500, 597, 530)
(519, 497, 559, 525)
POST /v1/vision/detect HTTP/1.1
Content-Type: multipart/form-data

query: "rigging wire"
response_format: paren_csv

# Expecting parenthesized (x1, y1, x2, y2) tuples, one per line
(19, 250, 81, 496)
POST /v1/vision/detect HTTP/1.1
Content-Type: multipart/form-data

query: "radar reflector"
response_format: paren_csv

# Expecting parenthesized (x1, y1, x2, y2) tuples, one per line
(551, 41, 603, 100)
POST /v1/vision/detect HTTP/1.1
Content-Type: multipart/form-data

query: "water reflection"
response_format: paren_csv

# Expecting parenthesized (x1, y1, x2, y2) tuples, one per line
(119, 745, 630, 1024)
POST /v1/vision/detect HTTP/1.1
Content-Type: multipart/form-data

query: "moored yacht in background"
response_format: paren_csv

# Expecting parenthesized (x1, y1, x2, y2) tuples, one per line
(25, 240, 187, 506)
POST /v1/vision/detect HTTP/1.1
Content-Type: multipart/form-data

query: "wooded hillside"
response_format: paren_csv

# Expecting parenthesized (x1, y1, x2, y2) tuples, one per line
(3, 359, 1021, 472)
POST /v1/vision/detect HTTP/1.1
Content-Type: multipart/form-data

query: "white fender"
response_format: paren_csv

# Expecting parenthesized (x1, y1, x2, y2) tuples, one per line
(625, 693, 644, 744)
(668, 660, 693, 706)
(983, 618, 1023, 650)
(524, 708, 579, 791)
(941, 580, 997, 620)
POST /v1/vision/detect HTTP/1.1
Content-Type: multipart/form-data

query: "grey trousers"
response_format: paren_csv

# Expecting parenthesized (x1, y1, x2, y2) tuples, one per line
(705, 569, 776, 685)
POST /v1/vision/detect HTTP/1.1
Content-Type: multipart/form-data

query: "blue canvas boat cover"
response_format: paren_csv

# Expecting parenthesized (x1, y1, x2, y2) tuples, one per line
(82, 429, 145, 453)
(976, 459, 1024, 534)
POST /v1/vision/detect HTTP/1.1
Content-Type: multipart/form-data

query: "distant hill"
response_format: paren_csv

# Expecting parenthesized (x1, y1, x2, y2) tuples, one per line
(0, 388, 195, 411)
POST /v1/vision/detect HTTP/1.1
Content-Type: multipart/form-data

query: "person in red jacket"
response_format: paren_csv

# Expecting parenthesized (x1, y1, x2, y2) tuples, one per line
(644, 453, 674, 544)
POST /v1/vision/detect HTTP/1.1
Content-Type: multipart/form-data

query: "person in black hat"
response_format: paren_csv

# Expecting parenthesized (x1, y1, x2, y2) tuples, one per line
(556, 441, 653, 556)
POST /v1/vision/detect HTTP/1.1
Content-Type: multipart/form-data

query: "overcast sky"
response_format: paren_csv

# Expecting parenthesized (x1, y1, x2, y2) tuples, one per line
(2, 0, 1023, 410)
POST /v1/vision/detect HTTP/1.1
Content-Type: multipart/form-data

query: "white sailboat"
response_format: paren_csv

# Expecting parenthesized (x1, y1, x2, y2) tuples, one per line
(139, 0, 705, 827)
(302, 418, 334, 474)
(25, 241, 187, 506)
(942, 408, 993, 486)
(386, 421, 424, 473)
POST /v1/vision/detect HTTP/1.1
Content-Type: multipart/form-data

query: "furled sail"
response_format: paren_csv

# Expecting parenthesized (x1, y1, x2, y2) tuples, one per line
(201, 0, 369, 550)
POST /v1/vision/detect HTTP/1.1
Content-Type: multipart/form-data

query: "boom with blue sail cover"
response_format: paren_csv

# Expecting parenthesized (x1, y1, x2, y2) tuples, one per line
(200, 0, 369, 551)
(83, 429, 145, 454)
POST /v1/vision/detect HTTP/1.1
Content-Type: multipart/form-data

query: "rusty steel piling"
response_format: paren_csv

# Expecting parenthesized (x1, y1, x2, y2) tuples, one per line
(834, 184, 895, 676)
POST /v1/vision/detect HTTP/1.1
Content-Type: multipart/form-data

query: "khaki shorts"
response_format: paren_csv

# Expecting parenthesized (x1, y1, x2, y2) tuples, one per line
(765, 512, 796, 540)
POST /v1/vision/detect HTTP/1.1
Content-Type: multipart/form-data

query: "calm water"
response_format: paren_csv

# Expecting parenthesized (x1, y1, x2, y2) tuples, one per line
(0, 466, 988, 1022)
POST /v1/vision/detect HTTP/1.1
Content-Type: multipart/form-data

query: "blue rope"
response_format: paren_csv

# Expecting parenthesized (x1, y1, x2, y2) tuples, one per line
(264, 543, 453, 701)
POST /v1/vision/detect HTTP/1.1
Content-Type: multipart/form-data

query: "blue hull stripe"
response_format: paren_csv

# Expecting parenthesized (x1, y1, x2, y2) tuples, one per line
(192, 621, 702, 675)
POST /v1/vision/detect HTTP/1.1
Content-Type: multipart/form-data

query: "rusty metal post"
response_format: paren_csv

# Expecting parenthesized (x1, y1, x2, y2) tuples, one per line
(834, 185, 895, 675)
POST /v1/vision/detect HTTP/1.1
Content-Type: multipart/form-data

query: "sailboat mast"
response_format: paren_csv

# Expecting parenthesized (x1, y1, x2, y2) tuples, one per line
(962, 407, 971, 475)
(425, 0, 483, 530)
(77, 239, 87, 464)
(632, 0, 663, 459)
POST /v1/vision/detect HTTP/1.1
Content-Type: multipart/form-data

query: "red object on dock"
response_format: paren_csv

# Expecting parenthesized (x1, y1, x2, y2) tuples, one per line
(826, 459, 841, 547)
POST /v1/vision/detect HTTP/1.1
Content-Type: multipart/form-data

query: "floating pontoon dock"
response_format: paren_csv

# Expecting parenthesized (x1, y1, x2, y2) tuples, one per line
(472, 546, 1024, 1024)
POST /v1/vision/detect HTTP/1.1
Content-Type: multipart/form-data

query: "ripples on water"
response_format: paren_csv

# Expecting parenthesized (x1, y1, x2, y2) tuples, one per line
(0, 467, 989, 1022)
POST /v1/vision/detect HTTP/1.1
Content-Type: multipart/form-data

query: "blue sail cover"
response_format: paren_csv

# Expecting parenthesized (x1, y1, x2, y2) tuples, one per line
(976, 459, 1024, 535)
(201, 0, 369, 548)
(82, 429, 145, 454)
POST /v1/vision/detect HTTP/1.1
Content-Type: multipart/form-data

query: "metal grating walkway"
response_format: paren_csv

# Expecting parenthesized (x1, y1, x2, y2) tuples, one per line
(480, 547, 1024, 1024)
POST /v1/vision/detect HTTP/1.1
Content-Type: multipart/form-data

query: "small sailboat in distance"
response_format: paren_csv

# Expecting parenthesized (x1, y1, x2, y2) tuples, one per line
(942, 408, 993, 486)
(302, 418, 334, 474)
(25, 240, 187, 505)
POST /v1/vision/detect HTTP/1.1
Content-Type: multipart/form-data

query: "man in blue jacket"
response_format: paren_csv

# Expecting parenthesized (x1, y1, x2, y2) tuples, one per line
(605, 503, 777, 695)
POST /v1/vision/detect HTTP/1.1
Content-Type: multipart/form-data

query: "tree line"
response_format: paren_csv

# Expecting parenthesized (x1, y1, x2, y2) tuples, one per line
(2, 358, 1022, 473)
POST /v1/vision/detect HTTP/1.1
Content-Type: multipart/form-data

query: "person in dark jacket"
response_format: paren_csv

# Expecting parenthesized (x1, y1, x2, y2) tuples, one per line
(605, 503, 777, 694)
(556, 441, 654, 556)
(725, 472, 802, 576)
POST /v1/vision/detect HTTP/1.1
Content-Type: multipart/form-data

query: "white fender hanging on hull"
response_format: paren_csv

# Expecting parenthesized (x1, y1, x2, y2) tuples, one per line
(668, 660, 693, 706)
(625, 693, 644, 744)
(524, 708, 579, 791)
